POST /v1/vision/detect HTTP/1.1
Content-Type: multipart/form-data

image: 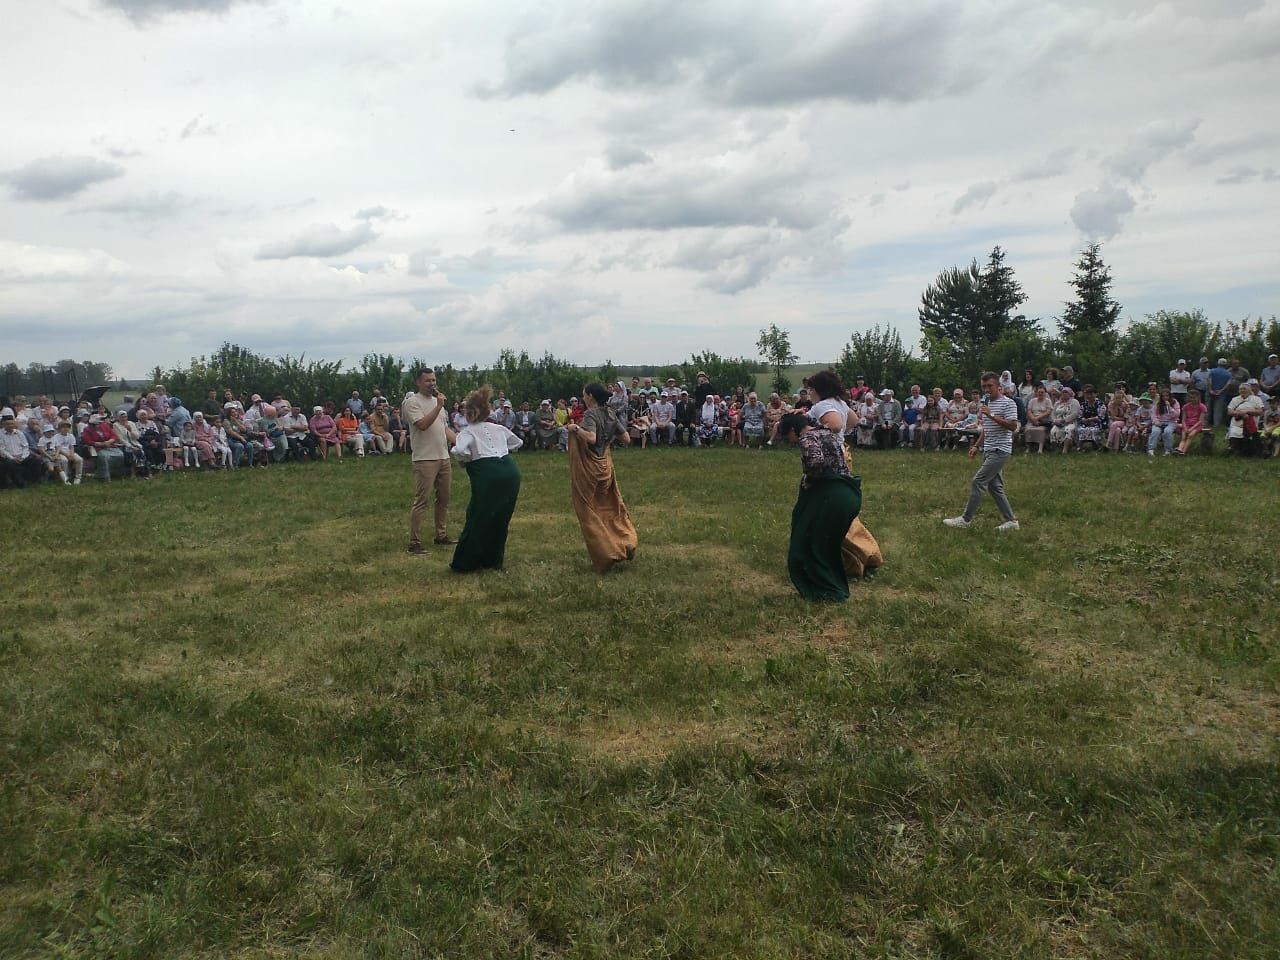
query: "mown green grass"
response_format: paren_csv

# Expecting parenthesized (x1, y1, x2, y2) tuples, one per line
(2, 448, 1277, 958)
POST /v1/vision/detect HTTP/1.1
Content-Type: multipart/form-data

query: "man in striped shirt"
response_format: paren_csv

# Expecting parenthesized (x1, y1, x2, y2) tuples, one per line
(944, 371, 1020, 531)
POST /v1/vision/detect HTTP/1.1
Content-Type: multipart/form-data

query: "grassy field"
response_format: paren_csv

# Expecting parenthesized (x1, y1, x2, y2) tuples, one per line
(2, 448, 1277, 958)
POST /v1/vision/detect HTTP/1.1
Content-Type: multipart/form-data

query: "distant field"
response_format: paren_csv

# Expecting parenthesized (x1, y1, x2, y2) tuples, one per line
(752, 363, 832, 396)
(2, 449, 1277, 957)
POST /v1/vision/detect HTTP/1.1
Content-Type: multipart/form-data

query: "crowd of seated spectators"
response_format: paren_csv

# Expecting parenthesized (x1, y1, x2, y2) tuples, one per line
(4, 354, 1277, 490)
(838, 357, 1278, 459)
(0, 385, 409, 488)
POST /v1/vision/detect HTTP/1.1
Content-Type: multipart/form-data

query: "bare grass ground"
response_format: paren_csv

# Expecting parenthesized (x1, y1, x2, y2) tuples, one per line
(2, 447, 1277, 958)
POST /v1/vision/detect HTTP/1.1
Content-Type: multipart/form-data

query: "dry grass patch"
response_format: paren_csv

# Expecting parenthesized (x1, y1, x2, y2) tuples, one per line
(569, 712, 784, 763)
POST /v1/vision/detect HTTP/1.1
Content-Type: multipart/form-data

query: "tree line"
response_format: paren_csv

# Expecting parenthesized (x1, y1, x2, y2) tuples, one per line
(835, 242, 1280, 393)
(1, 359, 116, 400)
(8, 241, 1276, 406)
(120, 344, 761, 410)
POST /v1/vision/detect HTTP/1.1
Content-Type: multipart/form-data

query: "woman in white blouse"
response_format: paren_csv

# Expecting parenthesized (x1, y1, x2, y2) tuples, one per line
(448, 386, 523, 572)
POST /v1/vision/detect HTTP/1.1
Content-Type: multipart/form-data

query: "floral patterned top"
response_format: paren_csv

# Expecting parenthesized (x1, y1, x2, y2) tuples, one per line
(798, 427, 852, 480)
(1079, 396, 1106, 426)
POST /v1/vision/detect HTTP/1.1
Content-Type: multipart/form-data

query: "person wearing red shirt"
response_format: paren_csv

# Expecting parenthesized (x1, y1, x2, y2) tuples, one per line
(82, 414, 125, 480)
(336, 409, 365, 457)
(848, 376, 871, 405)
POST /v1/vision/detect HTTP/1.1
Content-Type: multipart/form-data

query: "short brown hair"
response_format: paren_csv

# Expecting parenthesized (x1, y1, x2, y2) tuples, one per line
(980, 371, 999, 383)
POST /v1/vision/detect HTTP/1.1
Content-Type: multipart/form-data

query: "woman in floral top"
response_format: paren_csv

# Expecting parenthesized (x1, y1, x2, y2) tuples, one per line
(1076, 386, 1106, 450)
(779, 412, 861, 603)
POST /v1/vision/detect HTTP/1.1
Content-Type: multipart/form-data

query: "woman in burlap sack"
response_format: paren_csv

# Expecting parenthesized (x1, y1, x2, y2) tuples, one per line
(566, 382, 637, 573)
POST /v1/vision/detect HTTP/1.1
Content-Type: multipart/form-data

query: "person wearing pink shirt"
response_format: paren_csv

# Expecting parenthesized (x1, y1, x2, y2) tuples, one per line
(1175, 389, 1208, 456)
(309, 405, 342, 460)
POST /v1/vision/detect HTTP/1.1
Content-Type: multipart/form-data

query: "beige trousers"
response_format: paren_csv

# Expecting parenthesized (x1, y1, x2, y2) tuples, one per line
(409, 458, 451, 544)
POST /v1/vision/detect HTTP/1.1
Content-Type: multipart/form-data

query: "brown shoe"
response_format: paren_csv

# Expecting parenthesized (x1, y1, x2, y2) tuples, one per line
(406, 542, 424, 555)
(433, 536, 457, 545)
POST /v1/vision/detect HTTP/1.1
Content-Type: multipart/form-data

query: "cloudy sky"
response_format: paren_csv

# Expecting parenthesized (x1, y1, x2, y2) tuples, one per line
(2, 0, 1278, 376)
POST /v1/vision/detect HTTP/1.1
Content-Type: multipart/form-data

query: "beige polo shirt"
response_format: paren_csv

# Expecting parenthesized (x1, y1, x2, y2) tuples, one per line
(402, 392, 449, 461)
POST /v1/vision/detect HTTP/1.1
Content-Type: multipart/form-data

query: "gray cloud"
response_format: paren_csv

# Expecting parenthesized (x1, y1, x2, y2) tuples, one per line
(1012, 146, 1076, 181)
(424, 271, 614, 338)
(179, 114, 219, 139)
(952, 180, 997, 215)
(1070, 185, 1136, 240)
(710, 4, 977, 106)
(537, 154, 828, 232)
(604, 144, 653, 170)
(1185, 131, 1280, 167)
(3, 155, 125, 202)
(478, 0, 713, 98)
(484, 1, 985, 106)
(1216, 166, 1280, 185)
(77, 190, 194, 220)
(667, 215, 849, 294)
(99, 0, 266, 22)
(256, 222, 378, 260)
(91, 136, 144, 159)
(1167, 0, 1264, 15)
(1084, 0, 1264, 15)
(1106, 118, 1200, 181)
(354, 205, 406, 221)
(669, 229, 788, 293)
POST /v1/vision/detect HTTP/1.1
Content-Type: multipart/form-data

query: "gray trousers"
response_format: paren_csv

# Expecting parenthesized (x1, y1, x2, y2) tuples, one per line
(649, 422, 675, 444)
(963, 449, 1015, 522)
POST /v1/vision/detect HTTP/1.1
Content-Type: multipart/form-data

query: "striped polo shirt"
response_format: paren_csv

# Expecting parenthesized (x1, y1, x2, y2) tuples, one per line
(980, 394, 1018, 453)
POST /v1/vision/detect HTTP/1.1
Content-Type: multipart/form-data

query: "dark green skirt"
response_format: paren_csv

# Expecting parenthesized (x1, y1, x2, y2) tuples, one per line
(451, 455, 522, 572)
(788, 475, 862, 602)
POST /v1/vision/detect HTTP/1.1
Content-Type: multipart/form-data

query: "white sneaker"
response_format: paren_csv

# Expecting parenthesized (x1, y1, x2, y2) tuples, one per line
(942, 516, 971, 528)
(73, 477, 81, 485)
(996, 520, 1020, 532)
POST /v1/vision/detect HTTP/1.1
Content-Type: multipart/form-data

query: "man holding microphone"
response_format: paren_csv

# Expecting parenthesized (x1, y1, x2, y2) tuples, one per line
(403, 367, 457, 554)
(943, 371, 1020, 532)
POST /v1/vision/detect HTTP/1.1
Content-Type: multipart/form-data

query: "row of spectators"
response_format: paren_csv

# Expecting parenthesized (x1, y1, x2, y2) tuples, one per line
(4, 354, 1278, 488)
(484, 361, 1280, 458)
(830, 358, 1278, 457)
(0, 387, 410, 488)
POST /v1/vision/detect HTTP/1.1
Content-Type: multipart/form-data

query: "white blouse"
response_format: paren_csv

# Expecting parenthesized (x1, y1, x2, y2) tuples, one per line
(808, 397, 852, 431)
(450, 421, 522, 462)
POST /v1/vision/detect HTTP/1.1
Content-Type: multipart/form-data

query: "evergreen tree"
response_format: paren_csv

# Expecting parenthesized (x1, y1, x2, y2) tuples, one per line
(917, 259, 984, 381)
(1060, 242, 1121, 339)
(919, 247, 1032, 383)
(979, 245, 1031, 340)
